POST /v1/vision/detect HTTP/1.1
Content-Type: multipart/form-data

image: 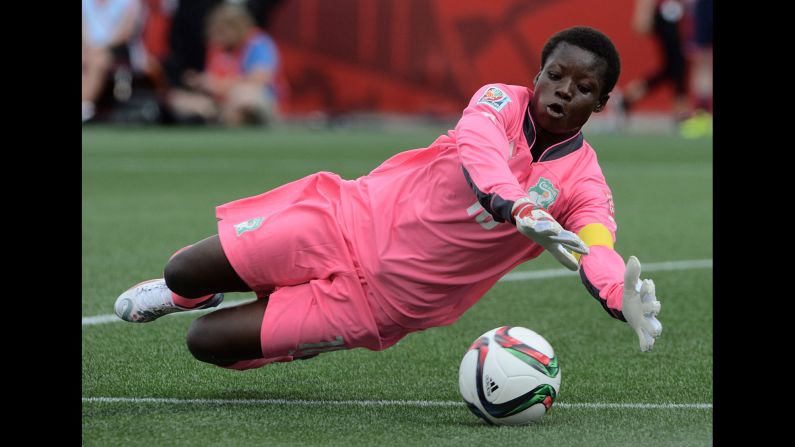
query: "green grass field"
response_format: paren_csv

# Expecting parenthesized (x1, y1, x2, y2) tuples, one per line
(82, 126, 712, 446)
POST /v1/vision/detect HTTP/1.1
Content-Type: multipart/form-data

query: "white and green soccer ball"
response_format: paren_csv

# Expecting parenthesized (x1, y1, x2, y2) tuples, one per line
(458, 326, 561, 425)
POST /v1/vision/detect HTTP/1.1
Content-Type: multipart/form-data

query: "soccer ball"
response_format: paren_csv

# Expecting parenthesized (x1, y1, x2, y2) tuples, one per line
(458, 326, 561, 425)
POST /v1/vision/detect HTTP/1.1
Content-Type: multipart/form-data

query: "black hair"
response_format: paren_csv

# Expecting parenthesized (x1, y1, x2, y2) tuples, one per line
(540, 26, 621, 95)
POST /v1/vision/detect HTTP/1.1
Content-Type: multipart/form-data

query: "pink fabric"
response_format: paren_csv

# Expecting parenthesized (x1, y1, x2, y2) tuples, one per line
(454, 84, 528, 204)
(171, 293, 214, 309)
(338, 83, 622, 328)
(258, 271, 386, 360)
(215, 174, 393, 358)
(580, 245, 626, 311)
(214, 83, 625, 348)
(216, 172, 359, 292)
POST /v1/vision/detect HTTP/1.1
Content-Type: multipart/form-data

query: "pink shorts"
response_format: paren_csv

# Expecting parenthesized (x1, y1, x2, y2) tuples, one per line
(216, 172, 408, 364)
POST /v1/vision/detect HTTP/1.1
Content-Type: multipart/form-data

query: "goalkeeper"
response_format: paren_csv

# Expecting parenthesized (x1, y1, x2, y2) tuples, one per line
(115, 26, 662, 369)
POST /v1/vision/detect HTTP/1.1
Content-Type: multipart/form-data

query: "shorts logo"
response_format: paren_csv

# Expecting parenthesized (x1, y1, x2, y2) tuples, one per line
(234, 217, 263, 236)
(288, 336, 346, 357)
(528, 177, 558, 209)
(477, 87, 511, 112)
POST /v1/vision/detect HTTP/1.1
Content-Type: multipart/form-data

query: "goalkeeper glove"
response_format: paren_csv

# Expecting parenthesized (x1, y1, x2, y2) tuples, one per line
(512, 197, 589, 271)
(621, 256, 663, 352)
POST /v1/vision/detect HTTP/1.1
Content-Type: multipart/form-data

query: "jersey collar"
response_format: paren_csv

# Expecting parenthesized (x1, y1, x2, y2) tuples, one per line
(523, 106, 584, 162)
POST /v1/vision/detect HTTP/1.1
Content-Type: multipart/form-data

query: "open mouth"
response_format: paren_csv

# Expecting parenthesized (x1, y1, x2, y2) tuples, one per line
(546, 103, 565, 118)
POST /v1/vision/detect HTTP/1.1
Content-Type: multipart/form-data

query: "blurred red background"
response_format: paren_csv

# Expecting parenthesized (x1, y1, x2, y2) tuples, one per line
(268, 0, 683, 116)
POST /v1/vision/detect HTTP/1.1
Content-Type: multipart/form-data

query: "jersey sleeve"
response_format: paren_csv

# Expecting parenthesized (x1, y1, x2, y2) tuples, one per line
(579, 245, 626, 321)
(564, 169, 617, 235)
(455, 84, 528, 224)
(564, 173, 626, 321)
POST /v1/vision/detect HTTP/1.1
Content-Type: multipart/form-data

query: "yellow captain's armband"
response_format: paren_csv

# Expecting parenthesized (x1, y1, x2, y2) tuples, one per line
(572, 223, 614, 262)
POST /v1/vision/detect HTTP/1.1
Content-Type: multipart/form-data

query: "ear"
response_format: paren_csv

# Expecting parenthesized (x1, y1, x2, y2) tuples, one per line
(533, 72, 541, 86)
(594, 95, 610, 113)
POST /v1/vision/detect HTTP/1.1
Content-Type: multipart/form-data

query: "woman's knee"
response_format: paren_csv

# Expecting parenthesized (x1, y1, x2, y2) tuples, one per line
(186, 316, 224, 364)
(186, 300, 269, 365)
(164, 236, 250, 296)
(86, 47, 112, 71)
(163, 251, 206, 298)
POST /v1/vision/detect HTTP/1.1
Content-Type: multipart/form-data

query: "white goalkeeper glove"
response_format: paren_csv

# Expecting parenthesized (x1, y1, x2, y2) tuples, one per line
(622, 256, 663, 352)
(512, 198, 589, 271)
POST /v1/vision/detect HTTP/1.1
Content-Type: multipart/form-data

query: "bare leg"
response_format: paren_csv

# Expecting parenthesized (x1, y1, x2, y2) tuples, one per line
(166, 89, 220, 121)
(672, 95, 690, 122)
(161, 235, 270, 365)
(164, 235, 251, 298)
(219, 83, 270, 126)
(692, 48, 713, 112)
(82, 46, 112, 104)
(187, 298, 269, 365)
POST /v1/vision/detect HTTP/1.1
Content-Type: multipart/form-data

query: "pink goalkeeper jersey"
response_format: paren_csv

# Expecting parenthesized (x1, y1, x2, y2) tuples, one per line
(338, 83, 620, 330)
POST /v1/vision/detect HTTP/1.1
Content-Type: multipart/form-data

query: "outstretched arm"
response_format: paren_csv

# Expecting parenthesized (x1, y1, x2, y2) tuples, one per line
(575, 224, 625, 320)
(576, 224, 663, 352)
(565, 172, 662, 352)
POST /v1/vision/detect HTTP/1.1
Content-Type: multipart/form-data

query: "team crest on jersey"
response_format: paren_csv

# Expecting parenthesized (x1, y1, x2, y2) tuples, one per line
(528, 177, 558, 209)
(234, 217, 263, 236)
(477, 87, 511, 111)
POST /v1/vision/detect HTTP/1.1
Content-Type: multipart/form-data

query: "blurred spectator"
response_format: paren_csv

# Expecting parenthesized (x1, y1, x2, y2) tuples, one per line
(82, 0, 143, 122)
(246, 0, 286, 30)
(165, 2, 281, 126)
(679, 0, 712, 138)
(135, 0, 178, 97)
(619, 0, 689, 123)
(162, 0, 222, 98)
(689, 0, 712, 113)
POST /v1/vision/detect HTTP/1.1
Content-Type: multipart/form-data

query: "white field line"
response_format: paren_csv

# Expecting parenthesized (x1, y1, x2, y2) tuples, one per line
(81, 396, 711, 410)
(82, 258, 711, 326)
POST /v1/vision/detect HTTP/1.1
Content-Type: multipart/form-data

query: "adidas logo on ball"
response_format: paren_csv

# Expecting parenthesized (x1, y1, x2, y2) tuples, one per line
(485, 375, 500, 397)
